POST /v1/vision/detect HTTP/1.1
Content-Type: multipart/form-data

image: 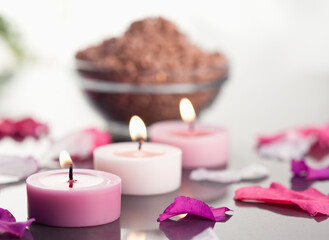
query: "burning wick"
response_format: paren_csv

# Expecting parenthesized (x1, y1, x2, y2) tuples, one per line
(179, 98, 196, 132)
(129, 115, 147, 151)
(60, 150, 77, 188)
(138, 139, 144, 150)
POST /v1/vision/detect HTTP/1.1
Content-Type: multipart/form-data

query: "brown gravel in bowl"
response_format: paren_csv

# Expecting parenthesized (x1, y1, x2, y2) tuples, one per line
(76, 17, 228, 125)
(76, 17, 228, 83)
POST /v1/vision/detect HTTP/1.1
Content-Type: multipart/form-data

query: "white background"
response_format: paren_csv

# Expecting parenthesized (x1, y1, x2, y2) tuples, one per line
(0, 0, 328, 158)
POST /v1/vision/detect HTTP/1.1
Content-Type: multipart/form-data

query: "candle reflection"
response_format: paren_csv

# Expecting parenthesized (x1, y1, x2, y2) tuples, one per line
(121, 190, 179, 230)
(124, 231, 146, 240)
(179, 169, 227, 202)
(29, 219, 120, 240)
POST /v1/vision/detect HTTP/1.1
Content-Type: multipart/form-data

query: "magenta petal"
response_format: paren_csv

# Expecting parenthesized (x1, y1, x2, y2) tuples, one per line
(0, 208, 34, 238)
(291, 160, 309, 176)
(157, 196, 232, 222)
(234, 182, 329, 216)
(0, 117, 48, 141)
(292, 159, 329, 180)
(15, 118, 48, 139)
(0, 208, 16, 222)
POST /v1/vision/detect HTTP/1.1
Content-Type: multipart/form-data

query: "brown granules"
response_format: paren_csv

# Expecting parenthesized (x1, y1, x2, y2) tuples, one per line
(76, 17, 227, 83)
(75, 17, 228, 127)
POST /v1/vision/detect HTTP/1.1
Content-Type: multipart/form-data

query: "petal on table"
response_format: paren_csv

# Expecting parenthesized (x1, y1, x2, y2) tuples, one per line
(0, 117, 48, 141)
(0, 208, 16, 222)
(158, 196, 232, 222)
(0, 155, 40, 183)
(257, 131, 314, 160)
(45, 127, 112, 162)
(190, 164, 269, 183)
(292, 159, 329, 180)
(234, 182, 329, 216)
(0, 208, 34, 238)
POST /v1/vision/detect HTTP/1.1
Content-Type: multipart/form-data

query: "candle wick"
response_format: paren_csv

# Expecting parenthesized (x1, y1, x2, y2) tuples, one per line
(69, 164, 73, 180)
(138, 139, 144, 151)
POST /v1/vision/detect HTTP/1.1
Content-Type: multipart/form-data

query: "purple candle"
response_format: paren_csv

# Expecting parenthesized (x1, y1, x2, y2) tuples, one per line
(26, 151, 121, 227)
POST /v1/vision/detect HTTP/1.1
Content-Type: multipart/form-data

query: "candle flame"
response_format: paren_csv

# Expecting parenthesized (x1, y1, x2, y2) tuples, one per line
(59, 150, 73, 168)
(179, 98, 196, 123)
(129, 115, 147, 141)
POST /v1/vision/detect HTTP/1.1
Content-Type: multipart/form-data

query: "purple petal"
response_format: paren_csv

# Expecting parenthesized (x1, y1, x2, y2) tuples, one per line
(0, 208, 16, 222)
(158, 196, 232, 222)
(0, 208, 35, 238)
(291, 159, 329, 180)
(0, 219, 35, 238)
(0, 156, 40, 183)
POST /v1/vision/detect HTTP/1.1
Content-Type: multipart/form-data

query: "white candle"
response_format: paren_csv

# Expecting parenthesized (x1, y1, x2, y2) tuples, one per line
(94, 116, 182, 195)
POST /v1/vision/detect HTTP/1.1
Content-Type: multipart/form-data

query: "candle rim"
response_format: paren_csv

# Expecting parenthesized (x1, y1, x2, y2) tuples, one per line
(26, 169, 121, 191)
(149, 120, 228, 141)
(94, 142, 182, 162)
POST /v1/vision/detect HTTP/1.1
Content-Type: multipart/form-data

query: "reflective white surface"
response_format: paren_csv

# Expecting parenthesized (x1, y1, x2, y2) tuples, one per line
(0, 0, 329, 239)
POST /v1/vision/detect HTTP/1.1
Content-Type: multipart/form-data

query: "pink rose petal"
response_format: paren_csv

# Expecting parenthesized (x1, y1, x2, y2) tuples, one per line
(234, 182, 329, 216)
(292, 159, 329, 180)
(257, 132, 286, 146)
(0, 118, 48, 141)
(83, 128, 112, 152)
(46, 128, 112, 163)
(0, 208, 34, 238)
(158, 196, 232, 222)
(257, 124, 329, 160)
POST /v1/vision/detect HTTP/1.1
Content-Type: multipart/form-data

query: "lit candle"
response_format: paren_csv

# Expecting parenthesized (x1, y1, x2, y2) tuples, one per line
(149, 98, 229, 168)
(94, 116, 182, 195)
(26, 151, 121, 227)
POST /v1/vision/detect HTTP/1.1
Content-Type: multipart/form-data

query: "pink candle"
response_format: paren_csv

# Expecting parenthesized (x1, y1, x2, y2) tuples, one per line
(26, 151, 121, 227)
(149, 98, 229, 169)
(150, 121, 229, 168)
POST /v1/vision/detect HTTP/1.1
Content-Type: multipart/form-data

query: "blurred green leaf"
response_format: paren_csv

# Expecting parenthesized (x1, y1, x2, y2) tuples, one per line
(0, 16, 24, 59)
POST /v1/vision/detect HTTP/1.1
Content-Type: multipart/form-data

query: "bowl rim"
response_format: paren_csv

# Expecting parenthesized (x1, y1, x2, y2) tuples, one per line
(80, 75, 228, 94)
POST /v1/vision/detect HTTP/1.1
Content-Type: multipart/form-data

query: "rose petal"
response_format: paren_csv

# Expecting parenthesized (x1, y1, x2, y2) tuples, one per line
(0, 208, 16, 222)
(292, 159, 329, 180)
(158, 196, 232, 222)
(0, 208, 34, 238)
(257, 133, 314, 160)
(257, 124, 329, 161)
(45, 128, 112, 163)
(0, 156, 40, 183)
(15, 118, 48, 139)
(190, 164, 269, 183)
(0, 119, 16, 138)
(83, 128, 111, 151)
(234, 182, 329, 216)
(0, 118, 48, 142)
(258, 132, 286, 146)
